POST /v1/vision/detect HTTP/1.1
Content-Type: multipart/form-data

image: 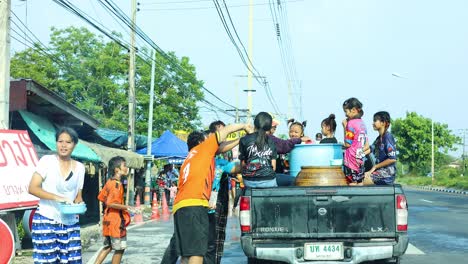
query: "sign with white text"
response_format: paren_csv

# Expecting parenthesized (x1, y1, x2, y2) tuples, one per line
(0, 130, 39, 211)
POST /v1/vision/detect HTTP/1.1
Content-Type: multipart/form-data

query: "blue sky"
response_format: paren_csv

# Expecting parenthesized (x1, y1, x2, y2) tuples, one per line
(10, 0, 468, 156)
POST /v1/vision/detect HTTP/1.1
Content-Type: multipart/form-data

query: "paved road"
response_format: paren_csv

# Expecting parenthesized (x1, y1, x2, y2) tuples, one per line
(82, 188, 468, 264)
(398, 187, 468, 264)
(82, 215, 174, 263)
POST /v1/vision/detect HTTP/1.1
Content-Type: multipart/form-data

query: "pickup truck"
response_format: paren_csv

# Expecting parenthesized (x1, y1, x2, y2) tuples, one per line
(239, 185, 408, 264)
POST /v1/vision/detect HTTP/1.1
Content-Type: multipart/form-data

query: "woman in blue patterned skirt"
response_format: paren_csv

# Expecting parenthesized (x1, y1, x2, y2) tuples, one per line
(28, 127, 86, 263)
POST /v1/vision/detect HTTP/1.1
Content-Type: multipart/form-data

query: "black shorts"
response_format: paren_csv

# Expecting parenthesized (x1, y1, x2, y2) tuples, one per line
(174, 206, 209, 257)
(343, 165, 365, 183)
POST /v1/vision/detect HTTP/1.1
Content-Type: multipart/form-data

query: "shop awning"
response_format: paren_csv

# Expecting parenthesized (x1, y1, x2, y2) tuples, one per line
(18, 110, 101, 162)
(80, 140, 145, 169)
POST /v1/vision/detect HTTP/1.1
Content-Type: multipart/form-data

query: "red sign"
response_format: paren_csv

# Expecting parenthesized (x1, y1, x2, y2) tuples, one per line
(0, 130, 39, 210)
(0, 218, 15, 263)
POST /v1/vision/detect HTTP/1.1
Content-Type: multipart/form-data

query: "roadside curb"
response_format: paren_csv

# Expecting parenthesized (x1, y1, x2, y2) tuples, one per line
(406, 185, 468, 195)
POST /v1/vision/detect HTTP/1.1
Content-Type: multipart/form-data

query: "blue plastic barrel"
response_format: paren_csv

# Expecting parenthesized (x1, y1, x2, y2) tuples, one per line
(289, 143, 343, 177)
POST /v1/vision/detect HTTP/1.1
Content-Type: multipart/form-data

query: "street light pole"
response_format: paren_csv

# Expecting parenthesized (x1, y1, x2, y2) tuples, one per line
(144, 50, 156, 206)
(392, 73, 436, 179)
(463, 130, 466, 176)
(126, 0, 137, 206)
(431, 120, 435, 185)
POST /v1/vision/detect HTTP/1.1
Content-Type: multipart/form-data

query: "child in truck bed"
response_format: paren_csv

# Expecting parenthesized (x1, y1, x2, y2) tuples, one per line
(364, 111, 397, 185)
(342, 97, 369, 186)
(240, 112, 278, 188)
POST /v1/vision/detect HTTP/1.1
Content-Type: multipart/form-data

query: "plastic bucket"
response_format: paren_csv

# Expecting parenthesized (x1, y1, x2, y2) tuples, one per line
(289, 143, 343, 177)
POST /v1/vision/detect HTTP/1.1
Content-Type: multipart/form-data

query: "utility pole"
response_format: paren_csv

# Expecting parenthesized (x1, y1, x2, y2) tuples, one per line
(0, 0, 11, 129)
(287, 81, 292, 119)
(144, 50, 156, 206)
(227, 109, 248, 122)
(126, 0, 137, 205)
(234, 74, 264, 121)
(247, 0, 254, 122)
(235, 80, 239, 123)
(299, 81, 303, 120)
(0, 1, 21, 258)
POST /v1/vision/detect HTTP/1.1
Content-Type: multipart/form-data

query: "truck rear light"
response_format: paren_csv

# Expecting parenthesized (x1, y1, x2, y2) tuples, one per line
(239, 196, 251, 232)
(396, 194, 408, 231)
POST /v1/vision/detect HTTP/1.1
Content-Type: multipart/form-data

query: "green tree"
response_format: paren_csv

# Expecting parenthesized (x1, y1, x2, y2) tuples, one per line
(10, 27, 204, 136)
(392, 112, 460, 174)
(134, 49, 203, 134)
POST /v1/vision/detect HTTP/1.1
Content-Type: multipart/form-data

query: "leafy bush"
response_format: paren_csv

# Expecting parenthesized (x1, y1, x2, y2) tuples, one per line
(397, 172, 468, 190)
(16, 218, 25, 241)
(436, 168, 460, 179)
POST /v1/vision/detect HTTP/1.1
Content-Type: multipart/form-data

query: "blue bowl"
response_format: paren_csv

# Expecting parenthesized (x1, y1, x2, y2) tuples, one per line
(289, 144, 343, 177)
(59, 203, 87, 215)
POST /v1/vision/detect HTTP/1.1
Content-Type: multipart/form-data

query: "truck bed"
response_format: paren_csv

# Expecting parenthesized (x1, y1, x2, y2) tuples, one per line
(249, 185, 399, 238)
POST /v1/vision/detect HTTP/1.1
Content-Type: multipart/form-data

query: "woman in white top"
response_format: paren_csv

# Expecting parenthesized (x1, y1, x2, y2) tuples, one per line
(28, 127, 86, 263)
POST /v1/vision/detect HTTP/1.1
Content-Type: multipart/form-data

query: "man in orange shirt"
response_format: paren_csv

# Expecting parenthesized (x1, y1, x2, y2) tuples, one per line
(95, 156, 136, 264)
(164, 123, 251, 264)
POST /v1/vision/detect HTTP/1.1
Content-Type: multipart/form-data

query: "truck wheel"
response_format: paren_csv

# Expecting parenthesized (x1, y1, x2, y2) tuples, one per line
(378, 257, 400, 264)
(247, 258, 263, 264)
(388, 257, 400, 264)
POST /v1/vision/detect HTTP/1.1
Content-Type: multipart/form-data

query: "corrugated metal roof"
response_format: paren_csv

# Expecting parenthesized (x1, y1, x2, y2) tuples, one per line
(96, 128, 150, 149)
(80, 140, 144, 169)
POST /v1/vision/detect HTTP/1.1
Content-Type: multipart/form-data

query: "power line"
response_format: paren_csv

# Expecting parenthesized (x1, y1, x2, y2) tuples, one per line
(52, 0, 240, 118)
(268, 0, 301, 118)
(98, 0, 240, 112)
(212, 0, 263, 84)
(140, 0, 303, 11)
(141, 0, 220, 5)
(212, 0, 284, 117)
(10, 14, 72, 72)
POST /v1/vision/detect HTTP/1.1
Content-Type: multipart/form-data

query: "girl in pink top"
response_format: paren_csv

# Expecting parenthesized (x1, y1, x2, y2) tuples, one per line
(342, 98, 369, 186)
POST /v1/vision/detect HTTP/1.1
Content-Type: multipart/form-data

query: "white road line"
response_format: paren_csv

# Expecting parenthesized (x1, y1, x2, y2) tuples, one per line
(406, 243, 425, 255)
(420, 199, 434, 203)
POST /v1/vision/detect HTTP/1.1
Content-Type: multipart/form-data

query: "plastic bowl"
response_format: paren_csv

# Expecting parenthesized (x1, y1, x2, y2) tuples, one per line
(330, 159, 343, 166)
(59, 203, 87, 215)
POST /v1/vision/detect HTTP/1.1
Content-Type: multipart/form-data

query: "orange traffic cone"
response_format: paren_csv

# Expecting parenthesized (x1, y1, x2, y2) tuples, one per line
(162, 192, 170, 216)
(133, 195, 143, 223)
(151, 193, 160, 220)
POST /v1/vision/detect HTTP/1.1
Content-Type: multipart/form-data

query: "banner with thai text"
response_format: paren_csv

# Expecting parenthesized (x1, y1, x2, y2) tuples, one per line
(0, 130, 39, 211)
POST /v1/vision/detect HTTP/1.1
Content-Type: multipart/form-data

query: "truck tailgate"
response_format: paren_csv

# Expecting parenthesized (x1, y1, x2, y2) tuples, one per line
(249, 186, 397, 239)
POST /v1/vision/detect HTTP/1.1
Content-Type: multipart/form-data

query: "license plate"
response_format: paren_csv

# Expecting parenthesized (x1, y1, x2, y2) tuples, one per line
(304, 242, 344, 260)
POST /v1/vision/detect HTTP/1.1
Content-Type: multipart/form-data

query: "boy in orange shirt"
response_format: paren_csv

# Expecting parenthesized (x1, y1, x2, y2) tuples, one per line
(95, 156, 136, 264)
(164, 123, 252, 264)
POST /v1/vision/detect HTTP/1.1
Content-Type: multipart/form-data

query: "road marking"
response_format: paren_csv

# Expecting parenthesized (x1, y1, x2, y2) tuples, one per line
(405, 243, 425, 255)
(420, 199, 433, 203)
